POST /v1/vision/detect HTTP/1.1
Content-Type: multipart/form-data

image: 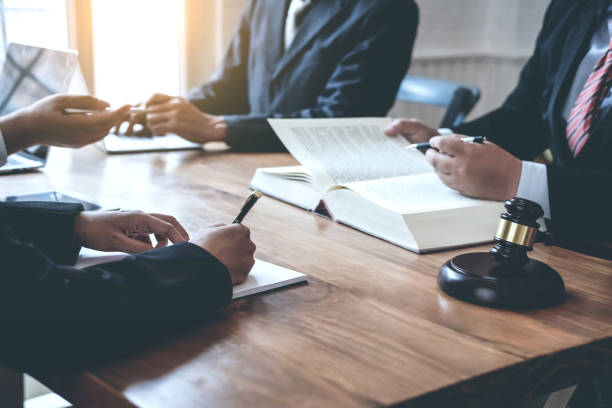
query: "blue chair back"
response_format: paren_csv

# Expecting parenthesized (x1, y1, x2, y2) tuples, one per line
(396, 75, 480, 128)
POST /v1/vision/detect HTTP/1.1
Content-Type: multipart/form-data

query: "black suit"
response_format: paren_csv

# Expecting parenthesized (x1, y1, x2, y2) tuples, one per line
(0, 202, 232, 372)
(188, 0, 418, 151)
(454, 0, 611, 251)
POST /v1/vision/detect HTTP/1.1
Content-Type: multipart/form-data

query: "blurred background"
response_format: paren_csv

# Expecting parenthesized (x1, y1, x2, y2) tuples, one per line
(0, 0, 548, 125)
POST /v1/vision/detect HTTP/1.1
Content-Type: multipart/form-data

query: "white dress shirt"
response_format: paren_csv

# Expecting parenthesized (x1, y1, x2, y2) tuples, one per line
(284, 0, 313, 51)
(0, 130, 7, 167)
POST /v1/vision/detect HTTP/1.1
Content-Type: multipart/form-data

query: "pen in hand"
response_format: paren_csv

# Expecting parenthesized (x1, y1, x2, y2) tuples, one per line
(233, 191, 262, 224)
(406, 136, 486, 152)
(63, 107, 148, 115)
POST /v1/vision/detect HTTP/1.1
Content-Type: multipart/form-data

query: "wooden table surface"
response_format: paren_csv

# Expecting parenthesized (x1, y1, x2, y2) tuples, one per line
(1, 145, 611, 408)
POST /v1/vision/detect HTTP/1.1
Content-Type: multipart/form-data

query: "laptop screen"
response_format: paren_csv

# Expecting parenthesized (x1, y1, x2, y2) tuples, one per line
(0, 42, 78, 115)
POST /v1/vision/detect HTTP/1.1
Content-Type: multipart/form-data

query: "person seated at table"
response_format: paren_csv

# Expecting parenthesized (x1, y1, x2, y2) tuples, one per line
(121, 0, 418, 151)
(384, 0, 612, 256)
(0, 94, 256, 372)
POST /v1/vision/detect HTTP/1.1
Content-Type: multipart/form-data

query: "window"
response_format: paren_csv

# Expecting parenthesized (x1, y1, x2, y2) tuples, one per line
(0, 0, 69, 56)
(90, 0, 181, 105)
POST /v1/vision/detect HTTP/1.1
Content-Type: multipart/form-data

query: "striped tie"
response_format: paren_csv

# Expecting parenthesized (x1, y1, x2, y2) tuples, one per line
(566, 38, 612, 157)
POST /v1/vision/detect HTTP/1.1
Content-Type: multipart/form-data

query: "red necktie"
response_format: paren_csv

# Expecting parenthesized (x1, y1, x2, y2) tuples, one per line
(566, 38, 612, 156)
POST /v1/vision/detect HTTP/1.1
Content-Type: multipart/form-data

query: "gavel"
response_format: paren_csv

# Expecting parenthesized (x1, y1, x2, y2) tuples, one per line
(438, 197, 565, 309)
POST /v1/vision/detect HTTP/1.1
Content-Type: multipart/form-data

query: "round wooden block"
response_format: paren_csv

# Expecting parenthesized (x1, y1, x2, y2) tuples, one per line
(438, 252, 565, 309)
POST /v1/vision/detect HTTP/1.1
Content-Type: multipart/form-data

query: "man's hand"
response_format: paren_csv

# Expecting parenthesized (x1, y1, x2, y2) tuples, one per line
(425, 135, 522, 201)
(0, 94, 129, 154)
(74, 210, 190, 253)
(145, 94, 227, 143)
(190, 224, 256, 285)
(384, 119, 438, 143)
(121, 93, 227, 143)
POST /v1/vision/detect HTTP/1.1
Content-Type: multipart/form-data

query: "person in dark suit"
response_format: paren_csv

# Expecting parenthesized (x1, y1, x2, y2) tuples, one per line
(123, 0, 418, 151)
(385, 0, 612, 255)
(0, 94, 256, 372)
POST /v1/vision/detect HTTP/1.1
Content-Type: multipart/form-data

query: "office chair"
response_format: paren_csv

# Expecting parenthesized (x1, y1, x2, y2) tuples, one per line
(396, 75, 481, 128)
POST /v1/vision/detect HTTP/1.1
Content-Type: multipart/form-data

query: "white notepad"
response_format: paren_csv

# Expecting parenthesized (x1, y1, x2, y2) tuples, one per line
(76, 248, 307, 299)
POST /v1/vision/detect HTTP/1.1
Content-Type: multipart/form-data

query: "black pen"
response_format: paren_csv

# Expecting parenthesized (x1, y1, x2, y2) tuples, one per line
(233, 190, 263, 224)
(406, 136, 486, 152)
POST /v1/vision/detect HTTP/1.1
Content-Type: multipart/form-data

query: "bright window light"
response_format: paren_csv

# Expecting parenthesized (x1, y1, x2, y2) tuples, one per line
(0, 0, 68, 52)
(91, 0, 181, 106)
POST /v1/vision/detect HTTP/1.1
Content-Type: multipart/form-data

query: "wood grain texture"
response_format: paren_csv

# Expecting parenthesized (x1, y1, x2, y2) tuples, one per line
(1, 146, 610, 408)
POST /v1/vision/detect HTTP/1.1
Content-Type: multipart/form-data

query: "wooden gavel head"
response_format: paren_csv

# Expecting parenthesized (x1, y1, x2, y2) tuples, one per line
(490, 197, 543, 265)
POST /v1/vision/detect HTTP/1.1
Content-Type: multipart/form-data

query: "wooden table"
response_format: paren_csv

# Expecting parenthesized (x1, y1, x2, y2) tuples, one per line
(1, 146, 611, 408)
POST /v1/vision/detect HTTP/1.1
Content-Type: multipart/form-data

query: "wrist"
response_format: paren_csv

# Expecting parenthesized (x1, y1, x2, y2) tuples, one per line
(0, 112, 37, 153)
(73, 213, 88, 245)
(210, 117, 227, 141)
(506, 157, 522, 198)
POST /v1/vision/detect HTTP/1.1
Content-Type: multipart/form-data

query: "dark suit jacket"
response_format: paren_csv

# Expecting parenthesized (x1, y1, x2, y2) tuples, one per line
(0, 202, 232, 372)
(453, 0, 611, 252)
(188, 0, 418, 151)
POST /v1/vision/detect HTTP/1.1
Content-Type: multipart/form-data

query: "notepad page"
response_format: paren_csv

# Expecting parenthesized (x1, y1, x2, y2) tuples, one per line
(76, 248, 307, 299)
(268, 118, 432, 191)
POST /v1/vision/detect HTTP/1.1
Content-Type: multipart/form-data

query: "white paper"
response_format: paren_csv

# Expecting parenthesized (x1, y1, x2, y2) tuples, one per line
(76, 248, 307, 299)
(344, 173, 492, 213)
(268, 118, 433, 190)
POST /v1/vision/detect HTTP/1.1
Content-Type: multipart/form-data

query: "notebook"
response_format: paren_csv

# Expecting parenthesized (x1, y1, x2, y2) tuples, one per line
(76, 248, 307, 299)
(250, 117, 505, 253)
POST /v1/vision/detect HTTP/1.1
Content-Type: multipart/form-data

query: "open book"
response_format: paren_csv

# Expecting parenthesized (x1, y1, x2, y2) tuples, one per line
(76, 248, 307, 299)
(250, 117, 504, 253)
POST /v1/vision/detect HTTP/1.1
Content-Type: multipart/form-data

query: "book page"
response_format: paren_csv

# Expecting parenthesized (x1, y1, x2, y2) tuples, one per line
(343, 173, 495, 214)
(268, 118, 432, 190)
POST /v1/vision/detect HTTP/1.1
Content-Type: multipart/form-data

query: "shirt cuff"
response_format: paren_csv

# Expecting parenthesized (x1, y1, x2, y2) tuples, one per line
(437, 128, 454, 135)
(516, 161, 551, 219)
(0, 129, 7, 167)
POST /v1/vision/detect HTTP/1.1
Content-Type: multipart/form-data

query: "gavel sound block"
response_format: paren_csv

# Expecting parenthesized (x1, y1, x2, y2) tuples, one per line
(438, 197, 565, 309)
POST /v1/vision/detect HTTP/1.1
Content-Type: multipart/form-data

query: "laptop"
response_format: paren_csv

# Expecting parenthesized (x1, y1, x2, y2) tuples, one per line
(100, 131, 202, 154)
(0, 43, 78, 174)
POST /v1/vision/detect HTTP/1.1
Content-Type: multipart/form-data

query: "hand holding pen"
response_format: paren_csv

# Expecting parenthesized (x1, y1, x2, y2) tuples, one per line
(406, 136, 486, 152)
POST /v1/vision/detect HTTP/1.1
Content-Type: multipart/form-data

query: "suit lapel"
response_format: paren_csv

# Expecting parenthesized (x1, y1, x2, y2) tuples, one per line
(550, 0, 607, 161)
(270, 0, 343, 82)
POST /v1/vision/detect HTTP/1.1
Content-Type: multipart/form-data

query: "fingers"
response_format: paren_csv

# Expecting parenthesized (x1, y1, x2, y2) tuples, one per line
(429, 135, 466, 157)
(425, 148, 454, 174)
(139, 213, 187, 244)
(116, 234, 154, 254)
(154, 234, 169, 248)
(146, 111, 174, 127)
(149, 213, 189, 240)
(435, 170, 460, 192)
(125, 111, 147, 135)
(384, 118, 420, 136)
(57, 94, 110, 110)
(147, 102, 180, 114)
(71, 105, 131, 130)
(146, 93, 172, 107)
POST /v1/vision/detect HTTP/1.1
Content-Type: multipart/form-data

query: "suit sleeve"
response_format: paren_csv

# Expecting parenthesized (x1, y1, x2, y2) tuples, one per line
(186, 1, 253, 116)
(547, 165, 612, 252)
(0, 202, 233, 372)
(219, 1, 418, 152)
(452, 0, 560, 160)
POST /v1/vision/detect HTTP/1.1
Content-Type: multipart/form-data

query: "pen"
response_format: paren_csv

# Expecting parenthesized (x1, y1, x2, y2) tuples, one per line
(63, 107, 148, 115)
(233, 190, 263, 224)
(406, 136, 486, 152)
